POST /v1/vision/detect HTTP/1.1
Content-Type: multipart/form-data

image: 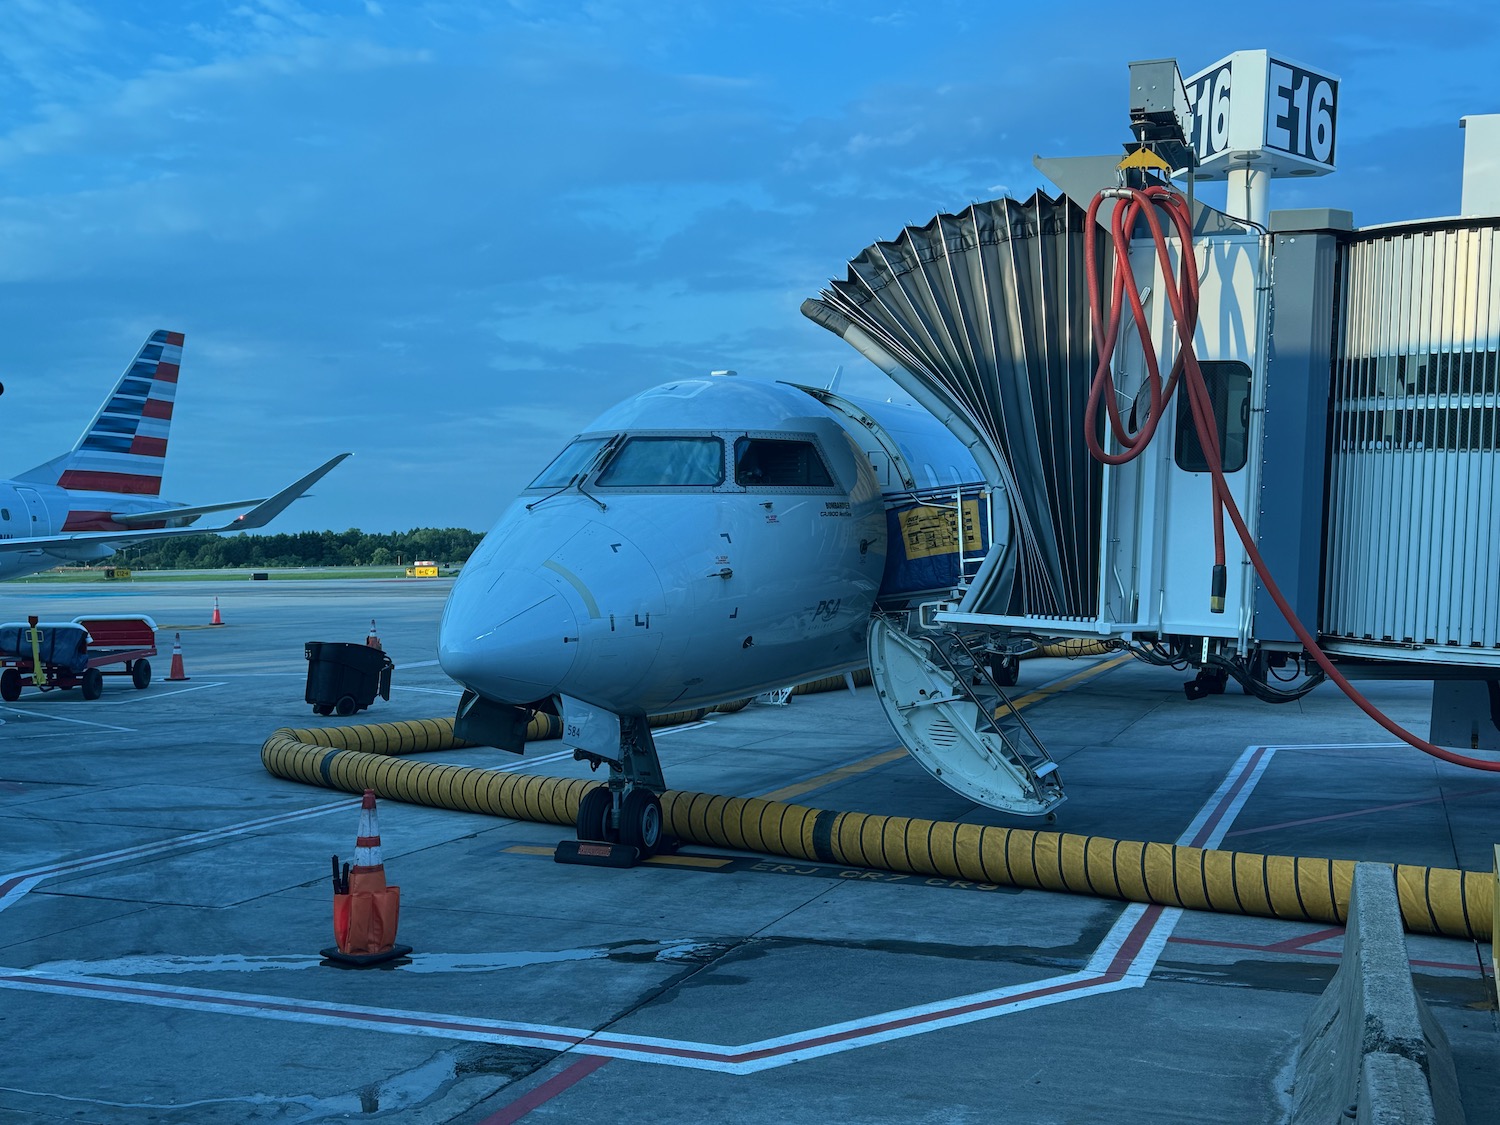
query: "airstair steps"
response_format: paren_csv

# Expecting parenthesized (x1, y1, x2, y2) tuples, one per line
(868, 616, 1065, 816)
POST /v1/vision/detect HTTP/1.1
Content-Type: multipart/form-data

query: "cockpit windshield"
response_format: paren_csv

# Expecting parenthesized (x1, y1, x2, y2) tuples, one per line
(596, 436, 724, 488)
(529, 436, 610, 489)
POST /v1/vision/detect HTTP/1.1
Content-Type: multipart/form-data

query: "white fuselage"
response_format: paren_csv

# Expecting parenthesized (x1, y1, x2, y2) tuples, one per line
(439, 375, 993, 717)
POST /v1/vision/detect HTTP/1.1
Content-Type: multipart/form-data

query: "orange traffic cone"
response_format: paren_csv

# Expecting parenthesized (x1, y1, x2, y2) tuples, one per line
(166, 633, 190, 681)
(209, 597, 223, 626)
(323, 789, 409, 967)
(365, 619, 382, 650)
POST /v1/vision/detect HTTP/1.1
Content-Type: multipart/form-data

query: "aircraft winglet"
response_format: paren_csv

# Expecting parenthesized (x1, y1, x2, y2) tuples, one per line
(216, 453, 352, 532)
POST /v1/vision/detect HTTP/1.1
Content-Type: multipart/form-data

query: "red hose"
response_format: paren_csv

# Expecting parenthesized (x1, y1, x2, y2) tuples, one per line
(1085, 184, 1500, 772)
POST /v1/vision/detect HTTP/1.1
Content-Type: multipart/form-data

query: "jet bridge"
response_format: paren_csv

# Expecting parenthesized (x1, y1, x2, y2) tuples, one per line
(803, 54, 1500, 813)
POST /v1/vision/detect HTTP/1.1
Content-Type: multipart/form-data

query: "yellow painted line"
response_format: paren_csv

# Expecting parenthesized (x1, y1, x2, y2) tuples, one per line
(759, 747, 909, 805)
(763, 652, 1133, 804)
(1005, 653, 1132, 710)
(502, 843, 732, 869)
(645, 853, 734, 869)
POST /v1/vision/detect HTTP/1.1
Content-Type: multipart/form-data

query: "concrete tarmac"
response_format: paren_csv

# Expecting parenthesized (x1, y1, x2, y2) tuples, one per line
(1, 578, 1496, 1123)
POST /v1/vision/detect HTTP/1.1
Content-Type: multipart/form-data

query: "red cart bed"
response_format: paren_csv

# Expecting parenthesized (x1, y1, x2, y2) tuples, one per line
(0, 615, 158, 701)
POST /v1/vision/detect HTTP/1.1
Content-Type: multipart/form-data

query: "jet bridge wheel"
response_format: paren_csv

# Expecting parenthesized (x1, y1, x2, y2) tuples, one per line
(617, 789, 663, 857)
(988, 654, 1020, 687)
(576, 785, 618, 844)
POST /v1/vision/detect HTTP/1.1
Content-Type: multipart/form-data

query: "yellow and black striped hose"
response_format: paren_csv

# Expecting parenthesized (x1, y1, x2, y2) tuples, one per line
(261, 719, 1492, 941)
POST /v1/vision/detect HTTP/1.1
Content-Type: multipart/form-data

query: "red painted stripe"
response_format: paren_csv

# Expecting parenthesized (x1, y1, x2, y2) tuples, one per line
(129, 436, 168, 457)
(477, 1055, 610, 1124)
(1188, 746, 1266, 849)
(1164, 934, 1477, 974)
(62, 511, 168, 531)
(0, 876, 31, 899)
(57, 471, 161, 495)
(154, 362, 180, 383)
(165, 331, 185, 346)
(1224, 788, 1498, 839)
(143, 399, 174, 419)
(354, 837, 381, 847)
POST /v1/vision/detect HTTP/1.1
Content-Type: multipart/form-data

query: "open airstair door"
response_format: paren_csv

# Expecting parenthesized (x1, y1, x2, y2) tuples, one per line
(868, 616, 1064, 816)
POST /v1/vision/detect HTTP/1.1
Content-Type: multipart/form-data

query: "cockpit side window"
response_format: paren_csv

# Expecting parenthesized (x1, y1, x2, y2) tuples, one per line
(529, 436, 611, 489)
(596, 437, 725, 487)
(734, 437, 834, 488)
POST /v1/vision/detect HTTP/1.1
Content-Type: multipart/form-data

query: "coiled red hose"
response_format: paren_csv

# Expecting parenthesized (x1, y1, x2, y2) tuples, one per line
(1084, 183, 1500, 772)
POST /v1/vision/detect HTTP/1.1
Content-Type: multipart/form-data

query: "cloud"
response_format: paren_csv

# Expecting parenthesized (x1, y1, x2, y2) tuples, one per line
(0, 2, 1491, 531)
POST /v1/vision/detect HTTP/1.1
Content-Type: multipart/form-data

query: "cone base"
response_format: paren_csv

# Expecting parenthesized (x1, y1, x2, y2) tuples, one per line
(319, 943, 412, 968)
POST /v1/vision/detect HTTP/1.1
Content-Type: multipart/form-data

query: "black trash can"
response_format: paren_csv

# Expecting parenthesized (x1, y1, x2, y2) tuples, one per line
(304, 641, 393, 717)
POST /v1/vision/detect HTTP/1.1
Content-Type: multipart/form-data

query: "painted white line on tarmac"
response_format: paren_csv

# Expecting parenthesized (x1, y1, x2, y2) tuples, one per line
(0, 799, 356, 913)
(102, 683, 226, 704)
(653, 720, 714, 736)
(0, 746, 1276, 1071)
(0, 707, 135, 733)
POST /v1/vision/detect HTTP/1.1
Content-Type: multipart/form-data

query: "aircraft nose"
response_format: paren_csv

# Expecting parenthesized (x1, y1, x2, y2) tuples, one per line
(439, 570, 579, 703)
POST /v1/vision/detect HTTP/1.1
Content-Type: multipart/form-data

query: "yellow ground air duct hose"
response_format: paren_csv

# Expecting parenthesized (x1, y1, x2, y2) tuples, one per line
(260, 719, 1492, 942)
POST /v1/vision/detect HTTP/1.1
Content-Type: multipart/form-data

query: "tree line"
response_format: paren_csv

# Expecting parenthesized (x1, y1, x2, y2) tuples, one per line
(114, 528, 484, 571)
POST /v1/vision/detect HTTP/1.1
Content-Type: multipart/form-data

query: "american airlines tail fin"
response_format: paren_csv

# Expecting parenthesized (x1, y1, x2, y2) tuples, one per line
(17, 330, 185, 498)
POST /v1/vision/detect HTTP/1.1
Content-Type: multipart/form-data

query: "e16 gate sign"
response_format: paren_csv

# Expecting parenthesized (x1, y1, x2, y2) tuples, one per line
(1184, 51, 1339, 179)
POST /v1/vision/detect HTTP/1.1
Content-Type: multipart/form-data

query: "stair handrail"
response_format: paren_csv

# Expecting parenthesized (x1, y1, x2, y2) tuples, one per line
(906, 630, 1052, 785)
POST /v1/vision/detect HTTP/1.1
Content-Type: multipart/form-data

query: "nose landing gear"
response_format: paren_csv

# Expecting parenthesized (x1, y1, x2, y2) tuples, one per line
(556, 714, 672, 868)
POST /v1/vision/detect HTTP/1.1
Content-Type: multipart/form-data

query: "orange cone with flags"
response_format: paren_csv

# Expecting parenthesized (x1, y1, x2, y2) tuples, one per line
(166, 633, 190, 681)
(323, 789, 408, 966)
(209, 597, 223, 626)
(365, 619, 382, 650)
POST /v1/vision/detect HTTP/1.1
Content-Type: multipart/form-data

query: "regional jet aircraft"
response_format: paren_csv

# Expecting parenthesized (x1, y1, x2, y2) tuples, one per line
(0, 330, 348, 581)
(439, 372, 1028, 855)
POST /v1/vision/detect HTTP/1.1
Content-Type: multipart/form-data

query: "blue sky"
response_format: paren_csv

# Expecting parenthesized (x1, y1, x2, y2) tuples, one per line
(0, 1, 1492, 532)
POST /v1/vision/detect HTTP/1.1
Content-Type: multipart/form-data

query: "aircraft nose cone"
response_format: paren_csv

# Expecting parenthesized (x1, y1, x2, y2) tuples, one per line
(439, 570, 579, 703)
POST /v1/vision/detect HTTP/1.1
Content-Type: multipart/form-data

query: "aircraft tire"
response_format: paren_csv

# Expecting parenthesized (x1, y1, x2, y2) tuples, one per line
(131, 659, 152, 690)
(0, 668, 20, 702)
(576, 786, 615, 843)
(992, 655, 1020, 687)
(618, 789, 663, 857)
(81, 668, 104, 701)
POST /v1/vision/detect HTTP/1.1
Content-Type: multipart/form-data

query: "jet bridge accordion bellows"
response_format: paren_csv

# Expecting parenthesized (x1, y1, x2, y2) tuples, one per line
(1321, 220, 1500, 660)
(803, 192, 1107, 619)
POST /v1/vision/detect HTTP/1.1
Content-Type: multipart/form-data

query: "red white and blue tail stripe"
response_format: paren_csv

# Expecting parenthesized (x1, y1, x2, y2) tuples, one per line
(58, 330, 183, 496)
(17, 331, 184, 529)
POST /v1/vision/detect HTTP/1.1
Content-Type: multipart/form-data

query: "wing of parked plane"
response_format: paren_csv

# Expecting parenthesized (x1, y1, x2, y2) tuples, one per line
(0, 453, 350, 557)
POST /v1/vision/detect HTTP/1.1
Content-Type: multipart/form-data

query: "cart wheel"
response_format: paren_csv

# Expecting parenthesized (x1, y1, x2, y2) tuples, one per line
(0, 668, 20, 702)
(81, 667, 104, 701)
(131, 659, 152, 690)
(313, 703, 334, 717)
(335, 695, 357, 717)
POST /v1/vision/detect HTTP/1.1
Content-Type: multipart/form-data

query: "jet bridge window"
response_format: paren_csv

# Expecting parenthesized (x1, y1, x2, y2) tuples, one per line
(529, 436, 611, 489)
(734, 437, 834, 488)
(1175, 361, 1251, 474)
(596, 437, 725, 487)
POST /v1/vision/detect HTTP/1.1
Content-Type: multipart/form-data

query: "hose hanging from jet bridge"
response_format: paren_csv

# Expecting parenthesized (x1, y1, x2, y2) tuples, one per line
(1084, 183, 1500, 774)
(260, 720, 1492, 940)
